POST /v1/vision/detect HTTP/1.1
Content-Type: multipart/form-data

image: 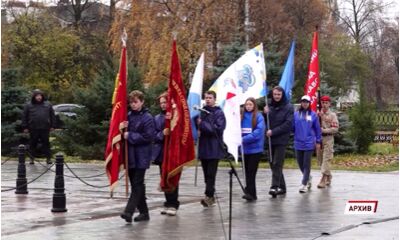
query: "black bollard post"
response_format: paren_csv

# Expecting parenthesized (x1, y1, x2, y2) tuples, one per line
(15, 144, 28, 194)
(51, 154, 67, 212)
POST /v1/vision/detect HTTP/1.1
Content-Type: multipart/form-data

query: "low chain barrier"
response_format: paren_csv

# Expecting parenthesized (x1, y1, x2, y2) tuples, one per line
(1, 145, 125, 192)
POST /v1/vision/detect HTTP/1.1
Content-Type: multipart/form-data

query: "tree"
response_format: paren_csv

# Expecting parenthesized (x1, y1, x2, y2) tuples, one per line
(1, 69, 30, 155)
(109, 0, 246, 86)
(211, 37, 246, 85)
(53, 62, 164, 159)
(364, 19, 399, 108)
(331, 0, 386, 46)
(349, 83, 375, 153)
(54, 64, 117, 159)
(2, 12, 111, 103)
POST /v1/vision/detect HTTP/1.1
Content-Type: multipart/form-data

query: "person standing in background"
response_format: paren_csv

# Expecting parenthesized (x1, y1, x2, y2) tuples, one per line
(22, 89, 56, 165)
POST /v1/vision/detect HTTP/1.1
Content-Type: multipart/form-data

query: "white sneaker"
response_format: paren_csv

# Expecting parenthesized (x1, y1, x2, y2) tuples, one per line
(307, 176, 312, 189)
(166, 208, 177, 216)
(160, 207, 168, 215)
(299, 185, 308, 193)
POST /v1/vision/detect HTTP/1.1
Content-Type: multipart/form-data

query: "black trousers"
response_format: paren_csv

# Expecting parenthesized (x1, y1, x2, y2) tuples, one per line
(269, 145, 287, 191)
(158, 165, 180, 209)
(29, 129, 51, 159)
(124, 168, 148, 215)
(200, 158, 219, 198)
(243, 153, 262, 198)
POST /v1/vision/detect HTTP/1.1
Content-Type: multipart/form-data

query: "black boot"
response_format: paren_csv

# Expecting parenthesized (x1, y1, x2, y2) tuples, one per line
(242, 193, 256, 201)
(134, 213, 149, 222)
(276, 187, 286, 195)
(120, 212, 133, 223)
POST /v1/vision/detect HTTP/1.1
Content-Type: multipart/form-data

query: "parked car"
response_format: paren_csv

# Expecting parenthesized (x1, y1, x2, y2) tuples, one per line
(53, 104, 83, 129)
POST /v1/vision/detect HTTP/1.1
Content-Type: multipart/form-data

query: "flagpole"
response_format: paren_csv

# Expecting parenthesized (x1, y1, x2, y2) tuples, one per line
(122, 29, 129, 197)
(265, 106, 273, 163)
(240, 144, 246, 185)
(194, 143, 199, 186)
(124, 137, 129, 197)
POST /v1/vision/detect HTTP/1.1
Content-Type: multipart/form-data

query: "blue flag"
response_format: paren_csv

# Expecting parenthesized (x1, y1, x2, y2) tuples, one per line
(187, 53, 204, 142)
(279, 40, 296, 102)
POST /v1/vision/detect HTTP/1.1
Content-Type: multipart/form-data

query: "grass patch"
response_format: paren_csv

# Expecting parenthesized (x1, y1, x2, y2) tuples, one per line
(368, 143, 398, 155)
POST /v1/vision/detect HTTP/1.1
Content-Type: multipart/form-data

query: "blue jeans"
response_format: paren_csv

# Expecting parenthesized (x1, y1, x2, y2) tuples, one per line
(295, 150, 314, 185)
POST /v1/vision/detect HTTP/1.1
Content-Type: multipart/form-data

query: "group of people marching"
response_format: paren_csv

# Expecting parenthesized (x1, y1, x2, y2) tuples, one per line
(119, 86, 338, 223)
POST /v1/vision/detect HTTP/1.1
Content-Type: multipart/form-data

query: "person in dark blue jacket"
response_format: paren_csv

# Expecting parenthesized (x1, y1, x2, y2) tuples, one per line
(120, 90, 155, 223)
(197, 90, 226, 207)
(241, 97, 265, 201)
(264, 86, 293, 196)
(293, 95, 322, 193)
(152, 92, 180, 216)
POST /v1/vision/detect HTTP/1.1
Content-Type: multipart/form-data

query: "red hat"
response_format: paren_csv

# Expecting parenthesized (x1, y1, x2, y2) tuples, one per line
(320, 95, 331, 102)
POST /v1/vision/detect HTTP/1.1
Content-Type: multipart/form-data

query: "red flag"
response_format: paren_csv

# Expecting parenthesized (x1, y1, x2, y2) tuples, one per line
(105, 46, 127, 192)
(160, 40, 195, 192)
(304, 31, 320, 111)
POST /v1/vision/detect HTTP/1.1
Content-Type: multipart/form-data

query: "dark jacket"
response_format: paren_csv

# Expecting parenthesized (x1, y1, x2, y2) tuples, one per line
(152, 111, 165, 165)
(198, 105, 227, 160)
(21, 89, 56, 130)
(126, 108, 155, 169)
(265, 89, 294, 146)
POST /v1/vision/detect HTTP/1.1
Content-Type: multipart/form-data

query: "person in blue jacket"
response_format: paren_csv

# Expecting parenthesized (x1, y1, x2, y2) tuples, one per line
(152, 91, 180, 216)
(241, 97, 265, 201)
(120, 90, 155, 223)
(293, 95, 322, 193)
(197, 90, 226, 207)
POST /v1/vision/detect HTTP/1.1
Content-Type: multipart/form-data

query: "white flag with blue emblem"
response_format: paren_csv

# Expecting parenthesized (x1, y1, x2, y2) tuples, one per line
(209, 43, 267, 106)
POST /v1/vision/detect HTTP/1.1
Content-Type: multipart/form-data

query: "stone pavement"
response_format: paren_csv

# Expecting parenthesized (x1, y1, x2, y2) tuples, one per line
(1, 159, 399, 240)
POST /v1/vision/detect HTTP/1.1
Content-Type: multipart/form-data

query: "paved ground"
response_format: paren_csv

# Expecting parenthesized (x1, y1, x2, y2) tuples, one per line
(1, 158, 399, 240)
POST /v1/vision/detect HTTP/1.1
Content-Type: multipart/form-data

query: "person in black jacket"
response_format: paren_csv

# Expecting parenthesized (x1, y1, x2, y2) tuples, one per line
(264, 86, 294, 196)
(152, 92, 180, 216)
(197, 90, 226, 207)
(21, 89, 56, 164)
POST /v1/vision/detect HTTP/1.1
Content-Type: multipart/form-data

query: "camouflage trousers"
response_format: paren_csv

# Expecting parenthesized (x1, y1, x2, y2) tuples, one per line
(317, 136, 334, 176)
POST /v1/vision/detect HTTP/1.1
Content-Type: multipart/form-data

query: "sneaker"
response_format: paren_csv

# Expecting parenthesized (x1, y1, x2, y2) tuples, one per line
(166, 208, 177, 216)
(134, 213, 150, 222)
(160, 207, 168, 215)
(299, 185, 308, 193)
(200, 196, 215, 207)
(307, 176, 312, 189)
(46, 159, 52, 164)
(120, 212, 133, 223)
(29, 158, 35, 165)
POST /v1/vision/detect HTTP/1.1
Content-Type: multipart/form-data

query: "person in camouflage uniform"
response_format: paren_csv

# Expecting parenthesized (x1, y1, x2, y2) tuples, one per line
(317, 95, 339, 188)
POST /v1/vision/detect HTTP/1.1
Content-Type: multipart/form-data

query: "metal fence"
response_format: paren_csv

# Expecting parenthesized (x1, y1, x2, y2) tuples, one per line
(373, 111, 398, 143)
(374, 111, 399, 131)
